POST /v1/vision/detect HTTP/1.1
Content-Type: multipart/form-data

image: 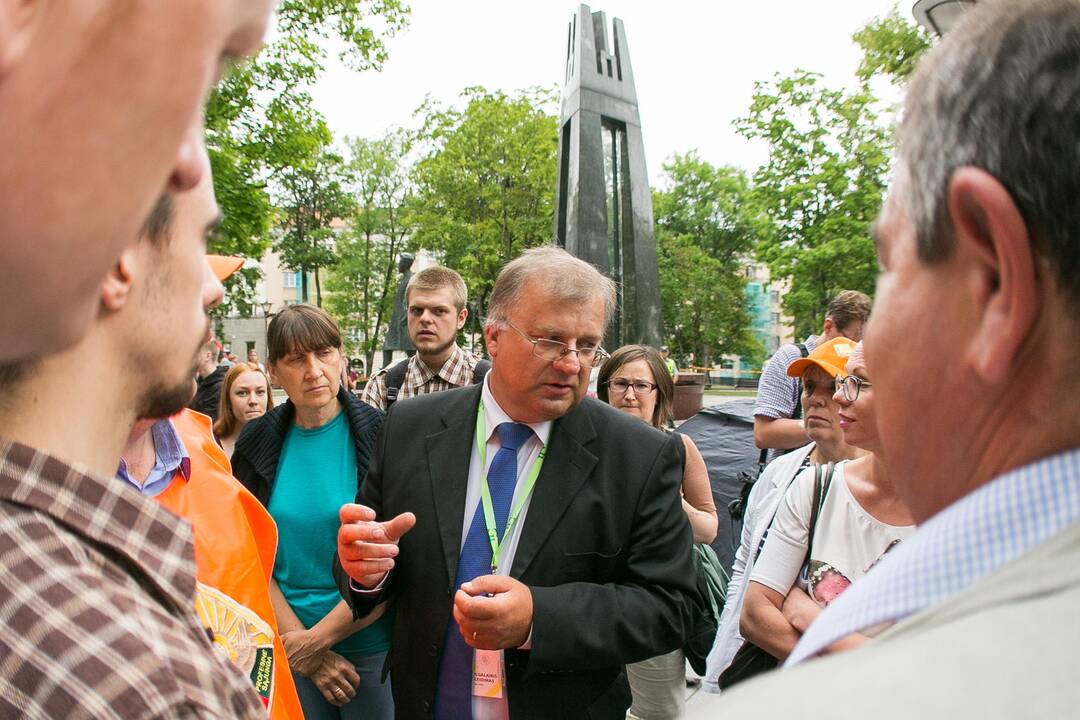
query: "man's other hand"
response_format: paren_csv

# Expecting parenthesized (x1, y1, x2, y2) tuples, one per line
(453, 575, 533, 650)
(338, 503, 416, 588)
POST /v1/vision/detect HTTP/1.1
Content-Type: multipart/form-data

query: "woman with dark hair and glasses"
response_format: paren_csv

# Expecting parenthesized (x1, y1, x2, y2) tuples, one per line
(598, 344, 717, 718)
(739, 340, 914, 666)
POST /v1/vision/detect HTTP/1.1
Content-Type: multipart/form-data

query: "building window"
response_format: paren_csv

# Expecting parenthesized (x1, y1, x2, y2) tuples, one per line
(745, 265, 755, 279)
(770, 290, 780, 304)
(771, 312, 780, 325)
(283, 271, 299, 288)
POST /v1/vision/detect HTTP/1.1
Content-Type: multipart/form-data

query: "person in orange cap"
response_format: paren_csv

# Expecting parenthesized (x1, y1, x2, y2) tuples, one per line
(706, 336, 868, 691)
(734, 339, 914, 678)
(118, 251, 305, 719)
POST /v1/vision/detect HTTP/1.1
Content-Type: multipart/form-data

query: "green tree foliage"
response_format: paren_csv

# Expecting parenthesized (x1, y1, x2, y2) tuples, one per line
(270, 110, 354, 307)
(205, 0, 410, 315)
(409, 87, 559, 326)
(653, 153, 764, 367)
(737, 70, 888, 338)
(326, 131, 413, 371)
(853, 7, 933, 85)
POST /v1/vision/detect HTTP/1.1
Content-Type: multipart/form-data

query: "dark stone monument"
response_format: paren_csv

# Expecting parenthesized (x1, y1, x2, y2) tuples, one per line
(554, 4, 662, 348)
(382, 253, 416, 368)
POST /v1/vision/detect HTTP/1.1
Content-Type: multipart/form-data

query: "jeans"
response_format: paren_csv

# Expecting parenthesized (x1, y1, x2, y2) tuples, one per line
(292, 650, 393, 720)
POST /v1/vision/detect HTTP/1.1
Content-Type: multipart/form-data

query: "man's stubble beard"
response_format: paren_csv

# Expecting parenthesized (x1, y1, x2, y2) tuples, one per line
(134, 318, 208, 421)
(136, 377, 198, 421)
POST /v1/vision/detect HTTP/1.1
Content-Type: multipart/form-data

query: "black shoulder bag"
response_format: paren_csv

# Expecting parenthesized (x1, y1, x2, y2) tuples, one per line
(717, 461, 834, 689)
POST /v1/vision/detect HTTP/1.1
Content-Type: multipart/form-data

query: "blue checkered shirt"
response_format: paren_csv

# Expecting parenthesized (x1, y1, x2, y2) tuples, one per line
(787, 447, 1080, 665)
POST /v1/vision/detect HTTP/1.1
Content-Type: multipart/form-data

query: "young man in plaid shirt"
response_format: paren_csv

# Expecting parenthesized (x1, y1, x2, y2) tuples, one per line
(362, 266, 486, 411)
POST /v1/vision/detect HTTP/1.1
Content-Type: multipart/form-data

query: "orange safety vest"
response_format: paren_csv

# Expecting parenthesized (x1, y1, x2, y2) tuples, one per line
(157, 409, 304, 720)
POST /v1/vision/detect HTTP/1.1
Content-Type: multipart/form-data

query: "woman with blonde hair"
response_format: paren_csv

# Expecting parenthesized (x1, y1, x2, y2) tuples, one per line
(213, 362, 274, 460)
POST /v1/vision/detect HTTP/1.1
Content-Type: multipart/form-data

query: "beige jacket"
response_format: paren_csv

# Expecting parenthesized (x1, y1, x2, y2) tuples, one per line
(716, 520, 1080, 718)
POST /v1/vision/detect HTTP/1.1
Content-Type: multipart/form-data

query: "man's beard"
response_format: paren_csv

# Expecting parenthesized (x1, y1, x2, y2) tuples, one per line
(134, 319, 208, 421)
(136, 377, 198, 421)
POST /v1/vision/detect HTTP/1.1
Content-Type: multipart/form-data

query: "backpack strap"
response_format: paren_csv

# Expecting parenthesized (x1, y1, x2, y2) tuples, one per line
(383, 358, 411, 410)
(471, 359, 491, 385)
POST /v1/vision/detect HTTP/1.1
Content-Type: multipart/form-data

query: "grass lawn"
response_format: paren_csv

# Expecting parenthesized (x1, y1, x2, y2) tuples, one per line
(703, 388, 757, 399)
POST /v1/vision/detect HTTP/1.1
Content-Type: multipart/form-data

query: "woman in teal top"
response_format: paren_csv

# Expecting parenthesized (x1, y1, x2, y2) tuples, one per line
(233, 305, 391, 720)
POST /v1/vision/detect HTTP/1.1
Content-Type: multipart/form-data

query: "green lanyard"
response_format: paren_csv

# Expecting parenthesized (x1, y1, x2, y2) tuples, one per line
(474, 399, 546, 573)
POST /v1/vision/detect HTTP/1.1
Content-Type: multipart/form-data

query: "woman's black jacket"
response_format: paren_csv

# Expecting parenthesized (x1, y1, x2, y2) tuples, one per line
(231, 387, 384, 507)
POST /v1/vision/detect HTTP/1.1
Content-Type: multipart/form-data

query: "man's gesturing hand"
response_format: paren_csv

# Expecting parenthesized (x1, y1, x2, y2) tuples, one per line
(338, 503, 416, 588)
(453, 575, 533, 650)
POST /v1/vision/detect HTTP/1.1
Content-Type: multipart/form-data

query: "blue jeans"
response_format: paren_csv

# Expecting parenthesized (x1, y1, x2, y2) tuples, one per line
(292, 650, 393, 720)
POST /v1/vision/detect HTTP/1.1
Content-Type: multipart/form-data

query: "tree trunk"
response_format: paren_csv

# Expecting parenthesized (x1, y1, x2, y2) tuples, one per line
(367, 231, 400, 377)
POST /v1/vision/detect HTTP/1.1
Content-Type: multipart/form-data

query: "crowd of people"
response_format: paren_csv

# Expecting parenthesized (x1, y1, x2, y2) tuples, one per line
(0, 1, 1078, 719)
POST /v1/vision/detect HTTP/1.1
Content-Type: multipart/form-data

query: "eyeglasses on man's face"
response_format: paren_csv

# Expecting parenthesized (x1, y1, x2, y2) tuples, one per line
(506, 321, 608, 368)
(606, 379, 657, 395)
(834, 374, 871, 403)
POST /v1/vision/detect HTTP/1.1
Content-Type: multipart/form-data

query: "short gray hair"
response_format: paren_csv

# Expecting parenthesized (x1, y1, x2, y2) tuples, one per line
(896, 0, 1080, 313)
(485, 247, 617, 329)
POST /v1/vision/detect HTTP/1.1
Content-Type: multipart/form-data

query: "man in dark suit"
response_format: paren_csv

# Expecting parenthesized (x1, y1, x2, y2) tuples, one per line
(336, 247, 700, 719)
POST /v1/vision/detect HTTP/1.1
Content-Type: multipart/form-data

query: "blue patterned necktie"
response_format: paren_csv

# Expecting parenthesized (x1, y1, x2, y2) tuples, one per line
(434, 421, 534, 719)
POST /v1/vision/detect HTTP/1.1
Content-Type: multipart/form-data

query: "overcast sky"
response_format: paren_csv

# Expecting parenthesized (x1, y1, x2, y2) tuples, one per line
(311, 1, 912, 186)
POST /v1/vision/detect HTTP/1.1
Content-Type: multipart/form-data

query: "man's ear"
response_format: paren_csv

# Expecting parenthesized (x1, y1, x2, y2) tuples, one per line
(100, 245, 138, 311)
(0, 0, 38, 74)
(457, 307, 468, 331)
(947, 166, 1038, 384)
(822, 317, 835, 337)
(484, 323, 500, 360)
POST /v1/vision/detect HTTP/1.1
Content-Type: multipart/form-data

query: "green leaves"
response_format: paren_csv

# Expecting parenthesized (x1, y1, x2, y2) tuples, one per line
(737, 70, 888, 338)
(270, 115, 354, 307)
(409, 87, 559, 327)
(325, 131, 414, 369)
(204, 1, 411, 317)
(854, 6, 933, 86)
(653, 154, 764, 367)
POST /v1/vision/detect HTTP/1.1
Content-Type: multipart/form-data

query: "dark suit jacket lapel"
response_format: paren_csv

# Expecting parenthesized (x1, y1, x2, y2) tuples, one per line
(427, 384, 483, 585)
(510, 401, 598, 578)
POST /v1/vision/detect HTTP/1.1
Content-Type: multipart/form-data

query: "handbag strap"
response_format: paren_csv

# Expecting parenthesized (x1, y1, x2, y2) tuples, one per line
(805, 461, 835, 566)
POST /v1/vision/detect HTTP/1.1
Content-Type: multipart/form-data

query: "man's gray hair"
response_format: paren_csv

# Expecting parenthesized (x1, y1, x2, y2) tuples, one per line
(896, 0, 1080, 313)
(485, 247, 617, 328)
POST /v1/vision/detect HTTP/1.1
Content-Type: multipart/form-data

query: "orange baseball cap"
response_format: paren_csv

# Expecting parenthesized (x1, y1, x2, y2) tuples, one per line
(786, 337, 857, 379)
(207, 255, 244, 282)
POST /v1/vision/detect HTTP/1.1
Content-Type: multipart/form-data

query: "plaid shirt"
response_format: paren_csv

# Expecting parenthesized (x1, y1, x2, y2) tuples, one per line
(0, 440, 266, 719)
(361, 345, 482, 411)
